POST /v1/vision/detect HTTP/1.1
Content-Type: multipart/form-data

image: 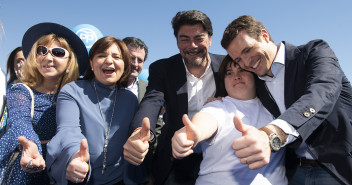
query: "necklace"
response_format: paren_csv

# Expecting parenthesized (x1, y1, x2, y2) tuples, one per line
(37, 86, 57, 105)
(48, 93, 57, 105)
(93, 81, 118, 174)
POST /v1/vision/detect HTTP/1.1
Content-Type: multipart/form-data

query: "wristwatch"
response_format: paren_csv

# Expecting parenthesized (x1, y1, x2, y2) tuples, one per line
(259, 127, 282, 152)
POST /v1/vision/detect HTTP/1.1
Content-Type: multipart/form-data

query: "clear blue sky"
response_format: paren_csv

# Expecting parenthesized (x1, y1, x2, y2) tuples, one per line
(1, 0, 351, 81)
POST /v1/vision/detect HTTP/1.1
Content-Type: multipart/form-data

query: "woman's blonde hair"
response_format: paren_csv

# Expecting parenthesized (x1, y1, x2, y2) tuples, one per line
(21, 34, 79, 88)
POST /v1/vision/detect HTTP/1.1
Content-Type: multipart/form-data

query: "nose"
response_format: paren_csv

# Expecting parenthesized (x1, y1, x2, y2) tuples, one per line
(131, 58, 138, 66)
(43, 51, 54, 60)
(238, 56, 251, 69)
(233, 73, 241, 80)
(105, 55, 113, 64)
(190, 39, 198, 48)
(191, 41, 197, 48)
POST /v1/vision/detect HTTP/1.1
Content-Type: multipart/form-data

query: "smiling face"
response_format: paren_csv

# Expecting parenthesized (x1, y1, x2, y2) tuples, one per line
(224, 62, 256, 100)
(177, 23, 212, 68)
(14, 50, 25, 79)
(36, 41, 69, 81)
(226, 30, 277, 77)
(127, 45, 145, 79)
(90, 43, 124, 88)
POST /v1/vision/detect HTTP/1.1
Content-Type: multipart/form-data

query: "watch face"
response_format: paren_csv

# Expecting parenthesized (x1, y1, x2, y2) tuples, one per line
(270, 135, 282, 152)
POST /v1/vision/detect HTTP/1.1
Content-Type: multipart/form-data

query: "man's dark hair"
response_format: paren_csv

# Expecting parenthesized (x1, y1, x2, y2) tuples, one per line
(172, 10, 213, 38)
(123, 37, 148, 61)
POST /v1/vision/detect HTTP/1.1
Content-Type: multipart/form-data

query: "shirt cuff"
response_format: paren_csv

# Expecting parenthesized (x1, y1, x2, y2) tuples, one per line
(270, 119, 299, 146)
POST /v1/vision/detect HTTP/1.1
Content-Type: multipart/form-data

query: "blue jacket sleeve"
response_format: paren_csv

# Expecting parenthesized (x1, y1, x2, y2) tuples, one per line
(279, 40, 342, 140)
(46, 85, 87, 185)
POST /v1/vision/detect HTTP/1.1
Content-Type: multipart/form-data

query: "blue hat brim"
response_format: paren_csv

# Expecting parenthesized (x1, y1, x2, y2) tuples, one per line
(22, 22, 88, 75)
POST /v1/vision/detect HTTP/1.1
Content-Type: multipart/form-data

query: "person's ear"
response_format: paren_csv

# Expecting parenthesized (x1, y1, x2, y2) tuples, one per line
(89, 60, 93, 71)
(261, 29, 270, 43)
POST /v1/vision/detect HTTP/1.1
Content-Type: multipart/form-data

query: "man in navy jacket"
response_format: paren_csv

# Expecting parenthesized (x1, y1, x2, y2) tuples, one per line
(221, 15, 351, 185)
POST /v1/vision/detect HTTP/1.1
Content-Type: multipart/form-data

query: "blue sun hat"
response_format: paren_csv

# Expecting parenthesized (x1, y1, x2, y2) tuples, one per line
(22, 22, 88, 75)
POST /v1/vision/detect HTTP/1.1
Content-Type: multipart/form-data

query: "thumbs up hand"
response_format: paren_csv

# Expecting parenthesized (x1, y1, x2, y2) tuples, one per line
(171, 114, 201, 159)
(66, 139, 90, 183)
(18, 136, 45, 173)
(123, 117, 150, 166)
(232, 116, 271, 169)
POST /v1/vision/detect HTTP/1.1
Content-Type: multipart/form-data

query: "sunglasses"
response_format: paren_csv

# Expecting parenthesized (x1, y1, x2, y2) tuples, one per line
(36, 45, 70, 58)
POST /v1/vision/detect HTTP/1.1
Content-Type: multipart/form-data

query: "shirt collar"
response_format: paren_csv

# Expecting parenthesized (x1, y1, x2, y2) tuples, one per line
(127, 77, 139, 88)
(259, 42, 285, 81)
(182, 57, 212, 78)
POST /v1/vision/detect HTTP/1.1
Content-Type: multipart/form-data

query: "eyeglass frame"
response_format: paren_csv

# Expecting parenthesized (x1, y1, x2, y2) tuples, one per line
(36, 45, 70, 58)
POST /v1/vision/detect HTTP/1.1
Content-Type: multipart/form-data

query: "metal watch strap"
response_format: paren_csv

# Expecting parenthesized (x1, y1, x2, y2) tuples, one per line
(259, 127, 281, 152)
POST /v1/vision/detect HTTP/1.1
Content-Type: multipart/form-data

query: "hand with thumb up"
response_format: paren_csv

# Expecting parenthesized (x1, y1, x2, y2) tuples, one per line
(123, 117, 151, 166)
(231, 116, 271, 170)
(66, 139, 90, 183)
(171, 114, 201, 159)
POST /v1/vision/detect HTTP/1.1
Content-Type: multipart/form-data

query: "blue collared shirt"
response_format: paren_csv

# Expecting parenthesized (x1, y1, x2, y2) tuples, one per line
(259, 43, 299, 146)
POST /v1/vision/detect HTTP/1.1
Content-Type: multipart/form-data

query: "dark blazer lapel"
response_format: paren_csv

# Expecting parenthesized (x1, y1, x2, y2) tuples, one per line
(283, 42, 305, 108)
(209, 53, 221, 97)
(171, 54, 188, 116)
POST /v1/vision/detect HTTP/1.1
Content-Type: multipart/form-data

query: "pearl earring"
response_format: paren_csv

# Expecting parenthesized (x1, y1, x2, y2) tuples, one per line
(91, 68, 94, 71)
(66, 69, 69, 73)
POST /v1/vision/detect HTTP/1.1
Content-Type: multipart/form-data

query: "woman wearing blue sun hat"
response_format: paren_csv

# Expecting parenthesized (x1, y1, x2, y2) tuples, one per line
(0, 22, 88, 185)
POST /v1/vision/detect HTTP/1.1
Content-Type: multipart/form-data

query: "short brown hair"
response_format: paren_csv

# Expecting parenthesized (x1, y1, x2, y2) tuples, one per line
(221, 15, 273, 49)
(123, 37, 148, 62)
(83, 36, 131, 89)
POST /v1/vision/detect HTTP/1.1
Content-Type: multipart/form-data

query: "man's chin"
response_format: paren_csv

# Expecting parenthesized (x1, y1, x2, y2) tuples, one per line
(129, 75, 138, 80)
(185, 57, 205, 67)
(131, 72, 140, 77)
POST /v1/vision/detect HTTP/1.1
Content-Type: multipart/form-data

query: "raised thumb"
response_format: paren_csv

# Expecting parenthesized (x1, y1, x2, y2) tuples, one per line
(79, 139, 89, 162)
(182, 114, 196, 141)
(233, 116, 248, 136)
(182, 114, 192, 128)
(140, 117, 150, 141)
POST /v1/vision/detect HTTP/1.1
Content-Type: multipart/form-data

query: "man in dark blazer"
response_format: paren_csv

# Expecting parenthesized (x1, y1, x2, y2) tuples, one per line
(123, 10, 225, 185)
(221, 15, 351, 185)
(123, 37, 165, 185)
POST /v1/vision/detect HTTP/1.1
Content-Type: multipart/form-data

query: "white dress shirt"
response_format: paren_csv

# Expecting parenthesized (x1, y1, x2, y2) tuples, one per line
(126, 78, 139, 99)
(183, 58, 216, 120)
(259, 43, 314, 159)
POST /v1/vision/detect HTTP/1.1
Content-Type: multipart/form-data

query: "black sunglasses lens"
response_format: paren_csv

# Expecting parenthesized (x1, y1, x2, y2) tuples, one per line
(51, 48, 66, 57)
(37, 46, 47, 55)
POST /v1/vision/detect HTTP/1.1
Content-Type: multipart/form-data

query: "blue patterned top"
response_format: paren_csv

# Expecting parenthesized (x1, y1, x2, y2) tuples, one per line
(0, 83, 56, 185)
